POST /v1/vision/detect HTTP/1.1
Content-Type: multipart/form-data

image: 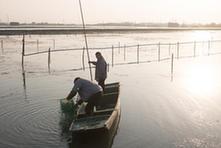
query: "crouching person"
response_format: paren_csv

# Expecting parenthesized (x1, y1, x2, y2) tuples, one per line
(66, 77, 103, 115)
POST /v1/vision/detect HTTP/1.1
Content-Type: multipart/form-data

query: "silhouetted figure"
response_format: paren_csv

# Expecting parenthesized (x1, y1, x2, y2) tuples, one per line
(89, 52, 107, 90)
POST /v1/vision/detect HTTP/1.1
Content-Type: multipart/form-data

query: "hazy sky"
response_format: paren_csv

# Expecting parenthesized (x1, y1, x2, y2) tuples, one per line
(0, 0, 221, 24)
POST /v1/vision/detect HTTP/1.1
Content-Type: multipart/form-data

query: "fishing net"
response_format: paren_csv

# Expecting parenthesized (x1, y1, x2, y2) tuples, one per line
(60, 98, 77, 113)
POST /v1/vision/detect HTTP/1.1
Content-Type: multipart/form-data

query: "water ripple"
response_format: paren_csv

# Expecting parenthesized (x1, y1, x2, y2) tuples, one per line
(0, 97, 65, 148)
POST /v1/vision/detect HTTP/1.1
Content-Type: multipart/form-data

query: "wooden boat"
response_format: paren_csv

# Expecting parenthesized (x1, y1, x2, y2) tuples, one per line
(69, 82, 120, 134)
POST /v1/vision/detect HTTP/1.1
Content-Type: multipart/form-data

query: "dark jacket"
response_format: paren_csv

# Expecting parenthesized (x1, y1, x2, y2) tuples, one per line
(92, 57, 107, 81)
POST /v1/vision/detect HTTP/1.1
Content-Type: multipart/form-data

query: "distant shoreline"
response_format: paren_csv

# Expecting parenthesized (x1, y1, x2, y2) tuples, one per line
(1, 27, 221, 35)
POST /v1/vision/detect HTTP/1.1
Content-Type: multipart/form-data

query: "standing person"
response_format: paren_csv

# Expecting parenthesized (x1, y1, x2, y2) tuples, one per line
(66, 77, 103, 115)
(89, 52, 107, 90)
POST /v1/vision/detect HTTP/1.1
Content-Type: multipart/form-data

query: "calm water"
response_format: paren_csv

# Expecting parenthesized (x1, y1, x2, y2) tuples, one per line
(1, 30, 221, 148)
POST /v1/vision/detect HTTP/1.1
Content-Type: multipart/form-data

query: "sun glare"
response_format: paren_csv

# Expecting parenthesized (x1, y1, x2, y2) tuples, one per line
(192, 31, 212, 41)
(183, 62, 217, 96)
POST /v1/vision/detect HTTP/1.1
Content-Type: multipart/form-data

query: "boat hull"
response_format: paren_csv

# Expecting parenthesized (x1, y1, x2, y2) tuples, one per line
(70, 82, 120, 148)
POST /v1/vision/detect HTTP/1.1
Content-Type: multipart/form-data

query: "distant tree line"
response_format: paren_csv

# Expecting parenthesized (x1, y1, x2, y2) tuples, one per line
(0, 21, 221, 28)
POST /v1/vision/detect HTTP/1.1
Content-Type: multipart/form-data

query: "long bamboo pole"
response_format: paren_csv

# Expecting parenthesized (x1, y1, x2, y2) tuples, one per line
(78, 0, 93, 81)
(82, 47, 85, 70)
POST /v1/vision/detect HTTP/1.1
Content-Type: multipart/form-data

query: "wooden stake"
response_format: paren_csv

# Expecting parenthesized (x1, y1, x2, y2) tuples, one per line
(171, 53, 174, 81)
(137, 44, 139, 64)
(53, 39, 55, 50)
(158, 42, 161, 62)
(48, 48, 51, 73)
(1, 40, 3, 54)
(22, 35, 25, 67)
(194, 41, 196, 57)
(37, 39, 39, 52)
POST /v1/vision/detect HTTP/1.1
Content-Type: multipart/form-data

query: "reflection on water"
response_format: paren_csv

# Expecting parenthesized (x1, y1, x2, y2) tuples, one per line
(192, 31, 212, 41)
(59, 107, 120, 148)
(1, 31, 221, 148)
(22, 68, 27, 100)
(71, 130, 114, 148)
(182, 60, 218, 96)
(59, 112, 75, 142)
